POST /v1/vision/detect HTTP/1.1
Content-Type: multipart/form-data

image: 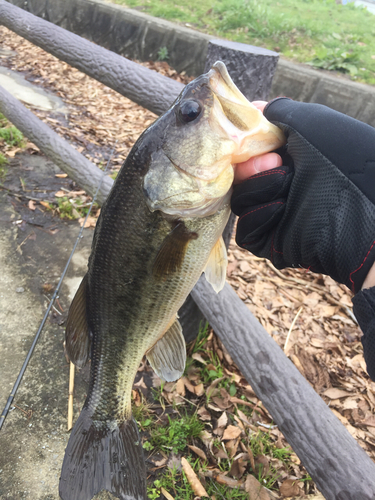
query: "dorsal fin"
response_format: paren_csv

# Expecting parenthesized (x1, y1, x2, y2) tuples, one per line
(153, 220, 198, 279)
(204, 236, 227, 293)
(65, 274, 90, 368)
(146, 318, 186, 382)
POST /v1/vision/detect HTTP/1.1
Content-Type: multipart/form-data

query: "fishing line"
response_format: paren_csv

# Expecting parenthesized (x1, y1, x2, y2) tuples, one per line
(0, 145, 116, 431)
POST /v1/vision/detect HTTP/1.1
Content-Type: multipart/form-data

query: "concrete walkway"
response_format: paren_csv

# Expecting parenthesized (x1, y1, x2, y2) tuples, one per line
(354, 0, 375, 14)
(0, 153, 93, 499)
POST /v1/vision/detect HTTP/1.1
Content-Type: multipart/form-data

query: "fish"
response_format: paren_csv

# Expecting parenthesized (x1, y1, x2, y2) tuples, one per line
(59, 61, 285, 500)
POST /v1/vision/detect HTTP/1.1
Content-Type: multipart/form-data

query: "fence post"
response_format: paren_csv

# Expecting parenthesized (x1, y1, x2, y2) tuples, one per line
(180, 40, 279, 343)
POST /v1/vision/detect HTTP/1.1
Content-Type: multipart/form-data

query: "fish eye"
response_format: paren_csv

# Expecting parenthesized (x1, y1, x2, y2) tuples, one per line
(178, 100, 202, 124)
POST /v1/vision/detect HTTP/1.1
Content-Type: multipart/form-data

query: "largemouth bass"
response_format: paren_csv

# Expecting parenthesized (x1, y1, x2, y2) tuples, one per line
(59, 61, 285, 500)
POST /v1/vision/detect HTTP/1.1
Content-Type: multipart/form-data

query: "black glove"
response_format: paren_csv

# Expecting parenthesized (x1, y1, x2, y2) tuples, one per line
(352, 289, 375, 380)
(231, 98, 375, 294)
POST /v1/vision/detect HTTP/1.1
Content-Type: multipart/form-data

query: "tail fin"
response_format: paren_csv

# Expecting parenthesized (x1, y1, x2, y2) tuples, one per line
(59, 409, 146, 500)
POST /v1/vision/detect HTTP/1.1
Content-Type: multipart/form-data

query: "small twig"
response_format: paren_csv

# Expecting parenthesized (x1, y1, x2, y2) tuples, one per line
(177, 394, 199, 407)
(14, 404, 33, 419)
(256, 421, 277, 430)
(207, 476, 227, 500)
(204, 469, 244, 490)
(15, 232, 34, 253)
(55, 297, 64, 313)
(230, 396, 268, 417)
(0, 185, 49, 203)
(67, 362, 75, 431)
(284, 306, 303, 353)
(43, 295, 62, 315)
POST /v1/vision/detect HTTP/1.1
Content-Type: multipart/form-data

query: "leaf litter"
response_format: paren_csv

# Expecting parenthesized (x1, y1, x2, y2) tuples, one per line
(1, 25, 374, 499)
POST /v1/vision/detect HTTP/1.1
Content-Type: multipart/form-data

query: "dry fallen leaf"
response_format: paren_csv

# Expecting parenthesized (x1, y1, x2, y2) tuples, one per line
(78, 216, 97, 228)
(28, 199, 36, 211)
(192, 352, 207, 365)
(244, 474, 271, 500)
(254, 454, 270, 479)
(279, 478, 301, 497)
(214, 412, 228, 437)
(181, 457, 208, 498)
(54, 190, 67, 197)
(194, 383, 205, 397)
(160, 487, 174, 500)
(229, 454, 248, 479)
(175, 378, 186, 396)
(188, 445, 207, 461)
(197, 406, 211, 422)
(323, 388, 351, 399)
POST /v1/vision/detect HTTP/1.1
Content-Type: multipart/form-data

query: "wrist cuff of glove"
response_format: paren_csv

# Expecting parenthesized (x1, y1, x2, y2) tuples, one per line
(352, 286, 375, 380)
(348, 240, 375, 293)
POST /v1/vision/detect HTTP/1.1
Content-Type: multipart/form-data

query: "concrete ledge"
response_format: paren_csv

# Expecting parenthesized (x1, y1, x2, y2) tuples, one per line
(3, 0, 375, 127)
(272, 59, 375, 126)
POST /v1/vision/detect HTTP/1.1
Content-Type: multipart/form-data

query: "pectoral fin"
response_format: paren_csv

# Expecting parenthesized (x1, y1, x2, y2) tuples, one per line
(204, 236, 227, 293)
(65, 274, 90, 368)
(146, 319, 186, 382)
(153, 221, 198, 279)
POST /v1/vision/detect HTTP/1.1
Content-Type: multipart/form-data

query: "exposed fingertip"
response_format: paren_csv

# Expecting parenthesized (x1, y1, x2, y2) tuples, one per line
(252, 100, 268, 112)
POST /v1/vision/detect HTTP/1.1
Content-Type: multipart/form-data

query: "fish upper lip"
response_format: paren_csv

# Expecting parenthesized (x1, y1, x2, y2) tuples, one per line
(164, 150, 232, 183)
(164, 152, 196, 179)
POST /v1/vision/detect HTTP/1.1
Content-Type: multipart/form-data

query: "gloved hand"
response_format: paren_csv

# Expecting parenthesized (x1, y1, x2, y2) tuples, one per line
(231, 98, 375, 294)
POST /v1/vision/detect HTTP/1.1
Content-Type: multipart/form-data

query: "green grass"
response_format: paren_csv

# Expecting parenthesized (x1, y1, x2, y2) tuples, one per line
(0, 114, 25, 148)
(110, 0, 375, 84)
(147, 465, 196, 500)
(0, 159, 8, 184)
(147, 458, 251, 500)
(55, 196, 98, 220)
(149, 412, 204, 453)
(0, 113, 25, 184)
(0, 126, 25, 147)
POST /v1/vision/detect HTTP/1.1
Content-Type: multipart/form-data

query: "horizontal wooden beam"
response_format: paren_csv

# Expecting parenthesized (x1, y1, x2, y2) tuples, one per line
(0, 0, 183, 116)
(0, 84, 113, 206)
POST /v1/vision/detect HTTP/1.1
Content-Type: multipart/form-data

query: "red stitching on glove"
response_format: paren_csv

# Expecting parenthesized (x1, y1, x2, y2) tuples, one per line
(238, 201, 284, 221)
(246, 169, 286, 181)
(270, 230, 284, 263)
(349, 239, 375, 293)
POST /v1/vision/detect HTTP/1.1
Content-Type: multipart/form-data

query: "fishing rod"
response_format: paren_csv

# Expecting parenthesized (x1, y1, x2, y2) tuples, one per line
(0, 145, 116, 431)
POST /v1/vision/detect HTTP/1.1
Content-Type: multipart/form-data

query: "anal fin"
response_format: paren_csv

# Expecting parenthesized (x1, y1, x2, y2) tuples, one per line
(204, 236, 227, 293)
(65, 274, 90, 368)
(146, 319, 186, 382)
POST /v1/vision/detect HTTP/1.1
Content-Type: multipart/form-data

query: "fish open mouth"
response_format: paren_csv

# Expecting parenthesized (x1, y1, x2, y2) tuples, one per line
(208, 61, 285, 164)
